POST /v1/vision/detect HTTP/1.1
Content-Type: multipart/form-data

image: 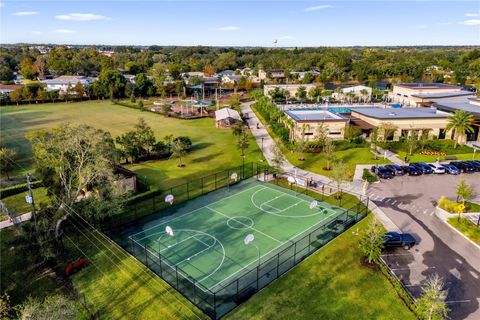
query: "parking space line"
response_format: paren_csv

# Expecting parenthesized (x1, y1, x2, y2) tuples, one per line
(391, 266, 436, 271)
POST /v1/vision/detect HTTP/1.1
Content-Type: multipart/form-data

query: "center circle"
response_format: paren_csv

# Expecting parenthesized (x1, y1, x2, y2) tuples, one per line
(227, 216, 254, 230)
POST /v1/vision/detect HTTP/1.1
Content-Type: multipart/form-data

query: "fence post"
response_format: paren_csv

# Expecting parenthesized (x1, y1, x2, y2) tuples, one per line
(215, 173, 217, 190)
(201, 177, 204, 195)
(175, 266, 179, 288)
(187, 182, 190, 200)
(144, 245, 149, 267)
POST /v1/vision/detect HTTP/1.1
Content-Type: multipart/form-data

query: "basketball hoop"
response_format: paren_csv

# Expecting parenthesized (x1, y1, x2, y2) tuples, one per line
(230, 172, 238, 181)
(165, 226, 174, 236)
(165, 194, 174, 205)
(287, 176, 295, 184)
(244, 234, 254, 245)
(309, 200, 318, 209)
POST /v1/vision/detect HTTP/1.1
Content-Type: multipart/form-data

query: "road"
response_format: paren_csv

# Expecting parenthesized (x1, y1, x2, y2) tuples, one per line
(368, 173, 480, 320)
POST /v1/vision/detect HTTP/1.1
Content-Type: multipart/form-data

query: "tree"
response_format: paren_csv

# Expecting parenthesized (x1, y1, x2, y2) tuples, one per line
(359, 88, 370, 102)
(296, 124, 310, 161)
(138, 100, 144, 111)
(203, 64, 215, 77)
(455, 178, 473, 221)
(314, 122, 329, 146)
(116, 131, 143, 163)
(370, 128, 379, 159)
(415, 274, 448, 320)
(295, 86, 307, 101)
(359, 217, 384, 264)
(237, 129, 250, 157)
(270, 144, 284, 172)
(330, 160, 350, 197)
(378, 122, 398, 141)
(323, 138, 336, 170)
(228, 94, 241, 110)
(97, 69, 127, 99)
(134, 73, 154, 97)
(19, 57, 36, 80)
(74, 82, 85, 98)
(170, 139, 188, 167)
(9, 88, 23, 105)
(27, 124, 119, 240)
(18, 294, 79, 320)
(37, 89, 48, 102)
(308, 86, 322, 102)
(232, 121, 245, 137)
(446, 110, 474, 148)
(0, 147, 17, 180)
(134, 118, 155, 157)
(405, 130, 419, 155)
(344, 125, 362, 142)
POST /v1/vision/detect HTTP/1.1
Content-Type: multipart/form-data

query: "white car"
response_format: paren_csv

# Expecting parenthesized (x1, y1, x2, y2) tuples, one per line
(429, 163, 446, 174)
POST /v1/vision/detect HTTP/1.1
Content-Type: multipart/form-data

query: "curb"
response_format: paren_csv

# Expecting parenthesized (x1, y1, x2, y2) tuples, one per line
(435, 207, 480, 250)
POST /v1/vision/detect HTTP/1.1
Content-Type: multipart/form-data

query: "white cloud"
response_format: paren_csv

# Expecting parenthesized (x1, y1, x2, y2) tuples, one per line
(55, 13, 111, 21)
(278, 35, 295, 40)
(304, 5, 333, 12)
(52, 29, 75, 34)
(461, 19, 480, 26)
(13, 11, 39, 16)
(414, 24, 427, 29)
(465, 11, 479, 17)
(217, 26, 239, 31)
(31, 30, 43, 35)
(438, 22, 453, 26)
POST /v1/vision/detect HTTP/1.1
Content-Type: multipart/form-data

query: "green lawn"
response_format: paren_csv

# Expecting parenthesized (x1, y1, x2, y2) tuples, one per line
(284, 147, 389, 181)
(0, 187, 49, 218)
(226, 214, 415, 320)
(448, 217, 480, 245)
(66, 229, 207, 320)
(397, 151, 477, 163)
(0, 228, 66, 307)
(0, 100, 263, 190)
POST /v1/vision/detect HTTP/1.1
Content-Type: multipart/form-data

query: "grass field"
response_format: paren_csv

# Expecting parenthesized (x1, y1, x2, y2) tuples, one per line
(448, 217, 480, 245)
(397, 151, 477, 163)
(65, 229, 208, 320)
(0, 187, 49, 218)
(0, 100, 263, 189)
(226, 214, 415, 320)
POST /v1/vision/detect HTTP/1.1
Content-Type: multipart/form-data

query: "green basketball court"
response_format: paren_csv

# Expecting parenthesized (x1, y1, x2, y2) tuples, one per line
(127, 179, 353, 292)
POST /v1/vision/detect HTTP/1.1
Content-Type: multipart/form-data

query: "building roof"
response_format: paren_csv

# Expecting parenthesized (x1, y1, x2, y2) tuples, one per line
(433, 98, 480, 117)
(411, 90, 474, 99)
(0, 84, 24, 92)
(395, 83, 462, 90)
(215, 107, 241, 121)
(341, 85, 372, 94)
(285, 109, 347, 122)
(351, 107, 448, 119)
(42, 75, 92, 85)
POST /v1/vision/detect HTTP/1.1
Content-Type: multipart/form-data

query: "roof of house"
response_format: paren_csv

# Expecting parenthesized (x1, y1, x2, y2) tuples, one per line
(285, 109, 348, 122)
(42, 75, 92, 85)
(0, 84, 24, 92)
(395, 83, 462, 90)
(351, 107, 449, 119)
(223, 74, 242, 81)
(215, 107, 241, 121)
(411, 90, 474, 99)
(341, 85, 372, 93)
(217, 70, 236, 76)
(432, 98, 480, 117)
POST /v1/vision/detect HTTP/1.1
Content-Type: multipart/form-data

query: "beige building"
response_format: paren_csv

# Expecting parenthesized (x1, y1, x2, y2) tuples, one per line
(284, 109, 349, 141)
(264, 84, 317, 98)
(350, 107, 452, 141)
(389, 83, 473, 107)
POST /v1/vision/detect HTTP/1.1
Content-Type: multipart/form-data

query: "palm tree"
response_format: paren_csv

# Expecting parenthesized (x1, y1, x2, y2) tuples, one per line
(359, 89, 370, 103)
(446, 110, 474, 148)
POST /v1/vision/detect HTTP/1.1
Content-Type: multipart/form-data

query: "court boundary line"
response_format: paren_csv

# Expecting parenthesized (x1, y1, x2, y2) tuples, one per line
(208, 208, 342, 291)
(130, 184, 266, 239)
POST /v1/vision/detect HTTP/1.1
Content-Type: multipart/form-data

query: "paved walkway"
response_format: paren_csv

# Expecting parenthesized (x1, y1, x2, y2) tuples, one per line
(241, 101, 400, 231)
(0, 212, 32, 229)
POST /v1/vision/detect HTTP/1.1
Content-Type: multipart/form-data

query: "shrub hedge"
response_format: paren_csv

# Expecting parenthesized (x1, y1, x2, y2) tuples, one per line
(0, 181, 43, 198)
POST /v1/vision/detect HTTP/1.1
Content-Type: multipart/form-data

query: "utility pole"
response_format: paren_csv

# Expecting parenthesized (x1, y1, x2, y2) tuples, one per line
(26, 173, 37, 229)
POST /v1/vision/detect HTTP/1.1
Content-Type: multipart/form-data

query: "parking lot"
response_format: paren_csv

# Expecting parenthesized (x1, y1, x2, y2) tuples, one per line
(367, 173, 480, 320)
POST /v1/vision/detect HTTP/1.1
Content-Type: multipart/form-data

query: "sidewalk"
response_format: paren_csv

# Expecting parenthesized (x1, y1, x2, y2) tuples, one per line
(0, 212, 32, 229)
(241, 101, 400, 231)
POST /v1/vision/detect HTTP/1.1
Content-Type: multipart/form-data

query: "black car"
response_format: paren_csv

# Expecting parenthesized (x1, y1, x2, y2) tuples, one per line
(450, 161, 475, 173)
(401, 165, 422, 176)
(374, 166, 394, 179)
(464, 160, 480, 172)
(410, 162, 433, 174)
(383, 232, 417, 249)
(384, 164, 405, 176)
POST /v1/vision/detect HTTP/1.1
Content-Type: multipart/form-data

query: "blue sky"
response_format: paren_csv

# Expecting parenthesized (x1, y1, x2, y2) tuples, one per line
(1, 1, 479, 46)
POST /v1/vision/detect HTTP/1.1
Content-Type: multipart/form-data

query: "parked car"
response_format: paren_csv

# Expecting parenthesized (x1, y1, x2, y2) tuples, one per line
(428, 163, 446, 174)
(65, 257, 89, 276)
(383, 232, 417, 249)
(384, 164, 405, 176)
(450, 161, 475, 173)
(464, 160, 480, 172)
(442, 164, 460, 175)
(401, 165, 422, 176)
(410, 162, 433, 174)
(375, 166, 394, 179)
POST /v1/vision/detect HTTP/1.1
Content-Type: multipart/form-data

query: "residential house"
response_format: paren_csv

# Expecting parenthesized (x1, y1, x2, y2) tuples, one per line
(388, 83, 473, 107)
(41, 75, 93, 94)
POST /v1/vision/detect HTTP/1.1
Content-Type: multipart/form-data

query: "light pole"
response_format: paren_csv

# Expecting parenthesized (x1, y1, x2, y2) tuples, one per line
(261, 137, 264, 152)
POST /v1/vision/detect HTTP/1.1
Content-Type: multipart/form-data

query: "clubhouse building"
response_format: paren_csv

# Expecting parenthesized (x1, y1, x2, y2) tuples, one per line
(284, 109, 349, 141)
(388, 83, 474, 107)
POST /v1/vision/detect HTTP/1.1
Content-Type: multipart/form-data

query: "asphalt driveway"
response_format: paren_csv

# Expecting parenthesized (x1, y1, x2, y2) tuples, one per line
(367, 173, 480, 320)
